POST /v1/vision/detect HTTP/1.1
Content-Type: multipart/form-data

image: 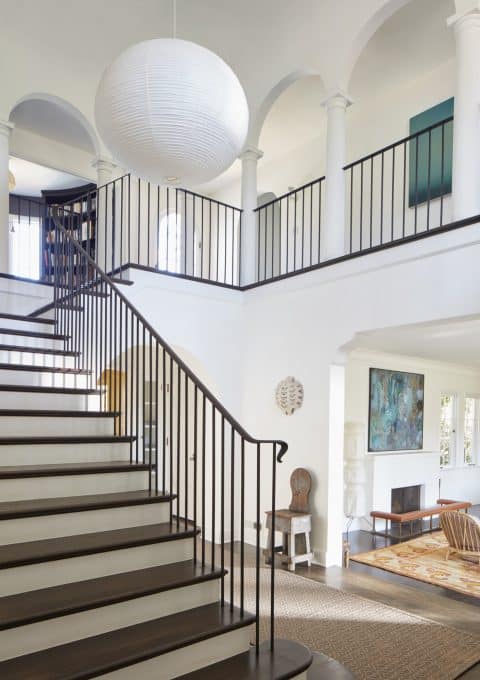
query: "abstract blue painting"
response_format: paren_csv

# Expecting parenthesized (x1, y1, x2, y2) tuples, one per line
(368, 368, 424, 452)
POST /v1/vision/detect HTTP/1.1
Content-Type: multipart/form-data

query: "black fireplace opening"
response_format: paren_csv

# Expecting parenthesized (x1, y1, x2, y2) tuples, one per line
(391, 485, 421, 514)
(390, 484, 422, 538)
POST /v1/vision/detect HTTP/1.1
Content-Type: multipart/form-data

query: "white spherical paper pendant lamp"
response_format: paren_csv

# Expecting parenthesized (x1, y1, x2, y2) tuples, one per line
(95, 39, 249, 186)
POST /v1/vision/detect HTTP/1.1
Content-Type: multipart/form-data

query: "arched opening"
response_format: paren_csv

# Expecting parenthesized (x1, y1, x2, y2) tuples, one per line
(254, 74, 326, 279)
(344, 0, 456, 251)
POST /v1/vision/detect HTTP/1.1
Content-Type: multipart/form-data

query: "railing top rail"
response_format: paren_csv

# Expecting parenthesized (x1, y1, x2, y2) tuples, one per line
(52, 208, 287, 460)
(343, 116, 454, 171)
(254, 175, 326, 212)
(58, 173, 242, 213)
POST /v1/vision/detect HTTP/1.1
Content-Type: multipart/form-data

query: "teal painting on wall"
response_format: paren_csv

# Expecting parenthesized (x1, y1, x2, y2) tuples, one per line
(368, 368, 424, 452)
(408, 97, 454, 207)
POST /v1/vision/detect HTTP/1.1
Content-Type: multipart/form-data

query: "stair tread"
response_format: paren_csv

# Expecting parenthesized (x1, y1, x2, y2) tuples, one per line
(0, 313, 55, 325)
(0, 461, 148, 478)
(0, 434, 134, 444)
(0, 520, 190, 569)
(0, 409, 119, 417)
(0, 363, 91, 374)
(0, 603, 254, 679)
(0, 490, 173, 521)
(0, 328, 67, 340)
(0, 384, 102, 394)
(177, 639, 313, 680)
(0, 560, 223, 630)
(0, 344, 79, 356)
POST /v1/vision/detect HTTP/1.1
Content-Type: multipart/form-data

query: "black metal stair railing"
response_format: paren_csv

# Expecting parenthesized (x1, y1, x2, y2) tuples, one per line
(50, 205, 286, 653)
(56, 175, 242, 287)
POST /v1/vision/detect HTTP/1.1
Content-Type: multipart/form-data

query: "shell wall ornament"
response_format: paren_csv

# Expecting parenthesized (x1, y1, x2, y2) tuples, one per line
(275, 376, 304, 416)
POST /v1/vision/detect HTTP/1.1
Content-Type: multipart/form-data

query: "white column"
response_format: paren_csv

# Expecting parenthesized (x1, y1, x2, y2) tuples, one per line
(448, 6, 480, 220)
(92, 156, 117, 271)
(240, 146, 263, 285)
(321, 91, 352, 260)
(0, 121, 13, 274)
(92, 155, 117, 188)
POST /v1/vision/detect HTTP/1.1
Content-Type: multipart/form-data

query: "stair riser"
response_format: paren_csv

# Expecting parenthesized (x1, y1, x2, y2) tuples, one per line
(0, 369, 90, 388)
(0, 333, 65, 349)
(0, 416, 114, 437)
(98, 627, 252, 679)
(0, 580, 220, 661)
(0, 320, 54, 333)
(0, 391, 101, 410)
(0, 503, 170, 545)
(0, 471, 149, 502)
(0, 538, 193, 596)
(0, 351, 76, 368)
(0, 441, 131, 465)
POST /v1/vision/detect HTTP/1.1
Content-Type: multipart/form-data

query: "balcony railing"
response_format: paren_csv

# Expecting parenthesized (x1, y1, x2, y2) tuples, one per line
(254, 177, 325, 283)
(344, 116, 454, 253)
(57, 175, 242, 287)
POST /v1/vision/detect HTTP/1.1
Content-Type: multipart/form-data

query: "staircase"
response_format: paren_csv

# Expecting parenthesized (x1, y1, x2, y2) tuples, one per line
(0, 213, 312, 678)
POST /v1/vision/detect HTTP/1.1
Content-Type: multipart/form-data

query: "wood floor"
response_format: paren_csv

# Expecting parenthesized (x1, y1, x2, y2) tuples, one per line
(208, 513, 480, 680)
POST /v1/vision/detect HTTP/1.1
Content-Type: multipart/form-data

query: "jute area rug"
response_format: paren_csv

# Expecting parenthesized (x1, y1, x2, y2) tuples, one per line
(240, 567, 480, 680)
(351, 531, 480, 599)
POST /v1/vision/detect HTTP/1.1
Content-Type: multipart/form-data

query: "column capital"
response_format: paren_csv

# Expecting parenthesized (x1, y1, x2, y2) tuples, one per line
(447, 4, 480, 29)
(321, 89, 354, 110)
(91, 155, 117, 172)
(239, 146, 263, 163)
(0, 120, 14, 138)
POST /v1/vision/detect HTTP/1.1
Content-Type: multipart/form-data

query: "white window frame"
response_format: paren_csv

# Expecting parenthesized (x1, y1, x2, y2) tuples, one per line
(463, 394, 480, 467)
(439, 392, 458, 469)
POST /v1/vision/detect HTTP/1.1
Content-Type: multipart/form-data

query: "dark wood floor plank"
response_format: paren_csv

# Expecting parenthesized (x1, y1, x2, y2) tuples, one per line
(0, 344, 79, 356)
(0, 313, 55, 325)
(0, 434, 134, 445)
(0, 603, 255, 679)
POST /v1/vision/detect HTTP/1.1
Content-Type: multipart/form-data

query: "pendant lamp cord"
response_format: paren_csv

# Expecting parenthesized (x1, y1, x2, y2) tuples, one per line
(172, 0, 177, 38)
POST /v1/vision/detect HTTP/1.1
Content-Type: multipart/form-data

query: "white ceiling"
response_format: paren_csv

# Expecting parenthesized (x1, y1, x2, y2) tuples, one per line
(10, 99, 95, 153)
(9, 157, 89, 197)
(344, 316, 480, 369)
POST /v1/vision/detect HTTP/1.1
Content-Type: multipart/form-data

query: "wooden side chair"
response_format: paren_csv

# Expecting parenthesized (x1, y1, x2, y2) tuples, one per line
(264, 468, 313, 571)
(441, 510, 480, 564)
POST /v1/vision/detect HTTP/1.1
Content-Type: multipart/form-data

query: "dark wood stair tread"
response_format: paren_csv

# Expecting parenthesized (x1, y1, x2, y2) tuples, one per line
(0, 384, 102, 394)
(0, 560, 223, 630)
(177, 639, 313, 680)
(0, 490, 173, 521)
(0, 521, 190, 569)
(0, 603, 254, 679)
(0, 313, 55, 325)
(0, 328, 67, 340)
(0, 461, 148, 478)
(0, 434, 133, 444)
(0, 363, 91, 375)
(0, 344, 79, 356)
(0, 409, 119, 418)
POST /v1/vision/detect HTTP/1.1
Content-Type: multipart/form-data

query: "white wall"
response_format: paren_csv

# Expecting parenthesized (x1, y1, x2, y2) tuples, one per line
(344, 349, 480, 531)
(121, 219, 480, 567)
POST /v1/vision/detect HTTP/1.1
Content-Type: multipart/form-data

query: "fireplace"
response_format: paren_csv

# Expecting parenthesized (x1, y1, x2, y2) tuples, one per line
(390, 484, 422, 537)
(391, 485, 421, 514)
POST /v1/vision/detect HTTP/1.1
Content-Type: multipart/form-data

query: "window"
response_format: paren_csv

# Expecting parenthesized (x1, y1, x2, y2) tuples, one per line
(158, 213, 181, 273)
(439, 393, 457, 467)
(8, 214, 40, 280)
(463, 397, 479, 466)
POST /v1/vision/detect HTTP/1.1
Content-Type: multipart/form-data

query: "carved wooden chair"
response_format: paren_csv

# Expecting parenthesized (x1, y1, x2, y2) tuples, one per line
(441, 510, 480, 564)
(265, 468, 313, 571)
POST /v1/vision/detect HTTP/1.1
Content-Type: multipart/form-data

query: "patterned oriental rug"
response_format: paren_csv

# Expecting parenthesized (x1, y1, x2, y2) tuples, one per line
(241, 567, 480, 680)
(351, 531, 480, 599)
